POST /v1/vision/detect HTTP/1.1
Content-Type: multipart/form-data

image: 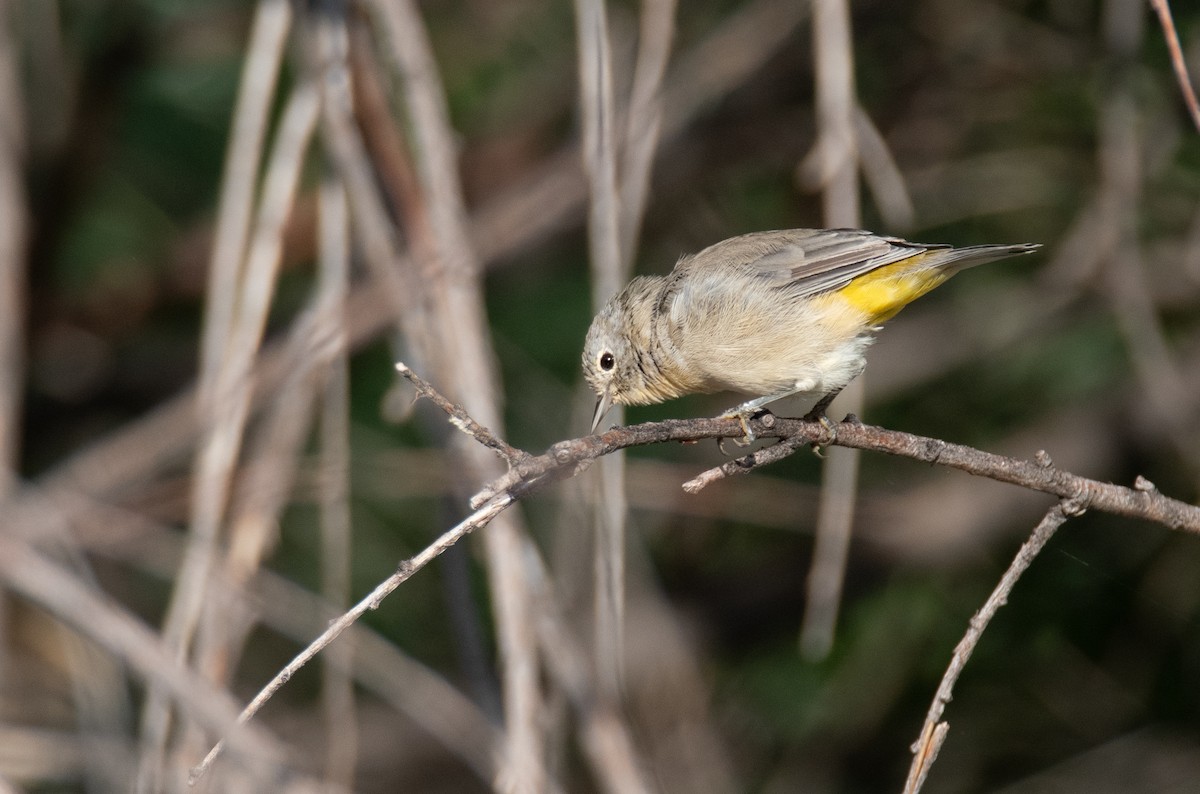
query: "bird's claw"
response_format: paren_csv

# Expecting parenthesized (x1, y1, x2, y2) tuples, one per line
(801, 409, 838, 454)
(717, 408, 766, 455)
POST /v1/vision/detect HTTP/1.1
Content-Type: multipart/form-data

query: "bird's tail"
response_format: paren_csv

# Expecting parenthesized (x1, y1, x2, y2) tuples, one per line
(932, 242, 1041, 273)
(838, 242, 1040, 324)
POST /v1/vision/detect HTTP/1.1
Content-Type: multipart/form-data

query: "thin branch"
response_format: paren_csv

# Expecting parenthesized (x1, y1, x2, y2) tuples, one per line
(395, 361, 526, 465)
(1148, 0, 1200, 134)
(190, 493, 514, 783)
(384, 366, 1200, 534)
(470, 414, 1200, 533)
(902, 498, 1084, 793)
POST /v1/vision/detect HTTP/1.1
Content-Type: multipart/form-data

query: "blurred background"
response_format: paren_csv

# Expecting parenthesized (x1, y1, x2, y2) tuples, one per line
(1, 0, 1200, 792)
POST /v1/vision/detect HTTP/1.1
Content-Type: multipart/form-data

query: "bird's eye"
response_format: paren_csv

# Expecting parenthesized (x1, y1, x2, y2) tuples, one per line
(599, 352, 615, 371)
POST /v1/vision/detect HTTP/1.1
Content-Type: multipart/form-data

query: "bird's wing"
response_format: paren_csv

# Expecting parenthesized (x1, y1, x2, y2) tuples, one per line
(686, 228, 947, 300)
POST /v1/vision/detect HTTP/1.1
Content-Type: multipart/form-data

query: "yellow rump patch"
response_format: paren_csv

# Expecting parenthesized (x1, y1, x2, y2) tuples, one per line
(835, 255, 950, 325)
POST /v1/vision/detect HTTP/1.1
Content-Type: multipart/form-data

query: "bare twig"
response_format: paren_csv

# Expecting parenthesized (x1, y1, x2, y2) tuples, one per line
(902, 498, 1085, 793)
(1147, 0, 1200, 133)
(189, 493, 514, 783)
(395, 361, 526, 465)
(470, 414, 1200, 532)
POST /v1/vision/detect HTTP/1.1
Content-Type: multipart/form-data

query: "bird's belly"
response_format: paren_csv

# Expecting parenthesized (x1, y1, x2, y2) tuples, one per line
(680, 292, 872, 397)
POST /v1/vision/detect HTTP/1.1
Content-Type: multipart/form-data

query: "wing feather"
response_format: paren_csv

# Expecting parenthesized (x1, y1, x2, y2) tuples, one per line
(674, 228, 948, 300)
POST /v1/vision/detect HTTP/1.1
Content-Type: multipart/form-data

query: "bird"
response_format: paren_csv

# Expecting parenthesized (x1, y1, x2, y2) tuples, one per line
(582, 227, 1039, 433)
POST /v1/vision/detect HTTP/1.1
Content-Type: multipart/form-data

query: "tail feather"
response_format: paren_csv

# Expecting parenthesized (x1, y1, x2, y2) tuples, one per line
(935, 242, 1041, 272)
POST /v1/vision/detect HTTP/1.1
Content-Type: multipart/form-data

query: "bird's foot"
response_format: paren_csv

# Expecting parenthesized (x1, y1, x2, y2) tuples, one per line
(801, 405, 839, 453)
(717, 406, 773, 455)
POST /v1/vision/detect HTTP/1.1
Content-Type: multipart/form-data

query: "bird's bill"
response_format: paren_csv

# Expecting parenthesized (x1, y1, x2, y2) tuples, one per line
(590, 388, 613, 433)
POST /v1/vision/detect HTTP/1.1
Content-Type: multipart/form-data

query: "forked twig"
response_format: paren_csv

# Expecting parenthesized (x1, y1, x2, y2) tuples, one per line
(395, 361, 526, 465)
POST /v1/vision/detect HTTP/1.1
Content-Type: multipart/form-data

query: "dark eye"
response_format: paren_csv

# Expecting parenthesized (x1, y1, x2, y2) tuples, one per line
(599, 352, 615, 371)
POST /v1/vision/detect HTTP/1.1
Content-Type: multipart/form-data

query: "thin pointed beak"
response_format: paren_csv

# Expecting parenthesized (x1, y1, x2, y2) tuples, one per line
(591, 387, 613, 433)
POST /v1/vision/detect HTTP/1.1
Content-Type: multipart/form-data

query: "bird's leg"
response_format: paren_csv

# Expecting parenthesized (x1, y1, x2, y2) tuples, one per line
(802, 387, 842, 429)
(801, 387, 843, 452)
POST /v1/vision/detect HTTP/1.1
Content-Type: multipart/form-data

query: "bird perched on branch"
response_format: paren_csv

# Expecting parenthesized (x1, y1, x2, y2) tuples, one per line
(582, 227, 1039, 434)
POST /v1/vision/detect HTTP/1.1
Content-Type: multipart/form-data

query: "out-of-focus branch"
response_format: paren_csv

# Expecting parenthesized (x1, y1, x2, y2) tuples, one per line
(137, 79, 320, 792)
(802, 0, 861, 662)
(525, 543, 655, 794)
(574, 0, 632, 699)
(0, 0, 27, 497)
(198, 0, 293, 410)
(18, 0, 808, 516)
(618, 0, 676, 268)
(576, 0, 622, 301)
(0, 533, 289, 785)
(40, 487, 502, 787)
(1095, 0, 1200, 479)
(854, 106, 914, 230)
(364, 1, 546, 790)
(316, 172, 357, 790)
